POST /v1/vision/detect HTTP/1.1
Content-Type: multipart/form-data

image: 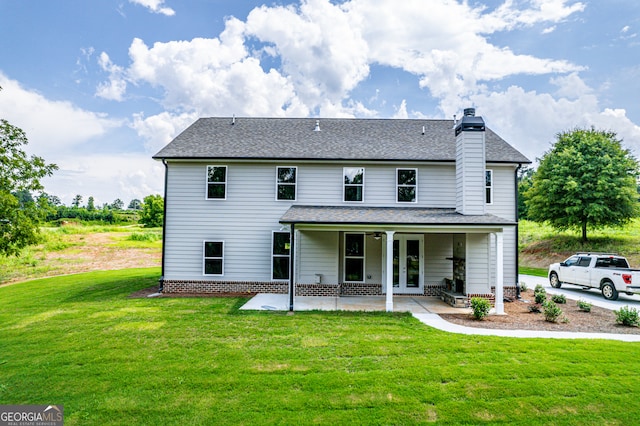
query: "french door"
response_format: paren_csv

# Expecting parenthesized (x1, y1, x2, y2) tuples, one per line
(391, 235, 424, 294)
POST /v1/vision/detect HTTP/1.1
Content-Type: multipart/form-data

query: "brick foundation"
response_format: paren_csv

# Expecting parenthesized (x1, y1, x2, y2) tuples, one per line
(162, 280, 516, 300)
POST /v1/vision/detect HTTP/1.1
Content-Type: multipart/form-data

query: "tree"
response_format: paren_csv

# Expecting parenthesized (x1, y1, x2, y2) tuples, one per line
(526, 128, 639, 242)
(111, 198, 124, 210)
(0, 114, 58, 256)
(72, 194, 83, 208)
(517, 166, 534, 220)
(87, 196, 96, 211)
(128, 199, 142, 210)
(139, 194, 164, 228)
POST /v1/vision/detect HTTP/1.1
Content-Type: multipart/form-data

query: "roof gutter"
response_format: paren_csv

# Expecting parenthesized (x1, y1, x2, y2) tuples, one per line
(515, 163, 522, 299)
(158, 159, 169, 292)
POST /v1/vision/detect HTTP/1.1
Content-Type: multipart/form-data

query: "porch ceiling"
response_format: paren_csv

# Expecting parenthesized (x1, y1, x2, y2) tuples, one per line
(280, 205, 516, 227)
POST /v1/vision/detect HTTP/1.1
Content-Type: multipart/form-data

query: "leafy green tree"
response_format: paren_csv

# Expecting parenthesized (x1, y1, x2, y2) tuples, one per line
(517, 166, 534, 220)
(0, 116, 58, 256)
(128, 199, 142, 210)
(72, 194, 83, 208)
(111, 198, 124, 210)
(526, 128, 639, 242)
(139, 194, 164, 228)
(87, 196, 96, 211)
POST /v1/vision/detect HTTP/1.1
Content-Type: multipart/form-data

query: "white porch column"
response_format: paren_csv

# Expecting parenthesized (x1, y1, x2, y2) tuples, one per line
(385, 231, 395, 312)
(495, 231, 504, 315)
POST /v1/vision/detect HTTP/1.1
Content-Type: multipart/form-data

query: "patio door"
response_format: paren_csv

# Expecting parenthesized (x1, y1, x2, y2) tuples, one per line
(392, 235, 424, 294)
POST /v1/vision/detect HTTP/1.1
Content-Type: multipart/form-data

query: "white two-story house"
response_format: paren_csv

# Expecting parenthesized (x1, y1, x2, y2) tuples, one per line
(153, 108, 530, 313)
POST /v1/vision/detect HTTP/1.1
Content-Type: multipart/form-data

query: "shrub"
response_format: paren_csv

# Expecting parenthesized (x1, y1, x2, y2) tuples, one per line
(128, 231, 162, 242)
(614, 306, 640, 327)
(519, 282, 528, 292)
(470, 297, 491, 320)
(534, 289, 547, 304)
(528, 304, 541, 313)
(534, 284, 545, 294)
(542, 300, 563, 323)
(576, 299, 592, 312)
(551, 294, 566, 304)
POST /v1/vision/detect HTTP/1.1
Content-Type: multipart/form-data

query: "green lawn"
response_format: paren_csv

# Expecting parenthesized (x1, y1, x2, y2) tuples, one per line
(2, 269, 640, 425)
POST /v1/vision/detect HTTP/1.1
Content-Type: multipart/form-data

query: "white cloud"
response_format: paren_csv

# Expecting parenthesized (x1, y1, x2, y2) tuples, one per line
(469, 85, 640, 164)
(43, 153, 165, 206)
(0, 73, 119, 156)
(96, 52, 127, 101)
(129, 0, 175, 16)
(132, 111, 199, 153)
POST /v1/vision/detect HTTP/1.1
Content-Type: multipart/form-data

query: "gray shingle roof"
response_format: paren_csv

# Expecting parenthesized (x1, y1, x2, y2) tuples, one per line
(280, 205, 516, 226)
(153, 117, 530, 164)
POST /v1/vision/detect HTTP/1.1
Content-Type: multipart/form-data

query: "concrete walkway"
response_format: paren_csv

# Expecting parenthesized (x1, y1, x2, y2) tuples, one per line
(241, 292, 640, 342)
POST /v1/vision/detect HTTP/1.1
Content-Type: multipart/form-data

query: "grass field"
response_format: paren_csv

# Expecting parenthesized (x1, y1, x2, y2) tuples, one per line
(519, 218, 640, 270)
(0, 224, 161, 284)
(2, 268, 640, 425)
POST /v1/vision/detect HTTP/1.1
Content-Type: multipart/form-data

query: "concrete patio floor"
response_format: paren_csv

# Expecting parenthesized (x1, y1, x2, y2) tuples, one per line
(240, 293, 471, 314)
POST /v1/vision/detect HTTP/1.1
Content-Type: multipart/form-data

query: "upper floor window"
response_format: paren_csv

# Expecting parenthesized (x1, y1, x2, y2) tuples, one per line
(485, 169, 493, 204)
(276, 167, 297, 201)
(344, 167, 364, 202)
(397, 168, 417, 203)
(203, 241, 224, 275)
(206, 166, 227, 200)
(272, 232, 291, 280)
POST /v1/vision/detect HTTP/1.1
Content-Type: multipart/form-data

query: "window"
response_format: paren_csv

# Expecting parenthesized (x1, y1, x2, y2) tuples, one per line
(276, 167, 297, 201)
(203, 241, 224, 275)
(485, 169, 493, 204)
(272, 232, 291, 280)
(577, 257, 592, 267)
(206, 166, 227, 199)
(344, 233, 365, 282)
(344, 167, 364, 202)
(397, 168, 417, 203)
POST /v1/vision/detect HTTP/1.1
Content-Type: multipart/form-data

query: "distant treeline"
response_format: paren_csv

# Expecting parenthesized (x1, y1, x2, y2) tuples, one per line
(46, 206, 140, 224)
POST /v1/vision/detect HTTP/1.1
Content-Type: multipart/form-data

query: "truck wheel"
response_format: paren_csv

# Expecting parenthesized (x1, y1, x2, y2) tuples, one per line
(549, 272, 562, 288)
(601, 281, 619, 301)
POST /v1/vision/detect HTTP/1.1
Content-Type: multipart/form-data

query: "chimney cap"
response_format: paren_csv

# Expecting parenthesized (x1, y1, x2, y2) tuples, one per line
(455, 108, 485, 136)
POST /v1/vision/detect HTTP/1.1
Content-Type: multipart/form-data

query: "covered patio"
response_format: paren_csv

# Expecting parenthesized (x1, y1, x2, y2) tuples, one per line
(281, 205, 516, 315)
(240, 293, 472, 314)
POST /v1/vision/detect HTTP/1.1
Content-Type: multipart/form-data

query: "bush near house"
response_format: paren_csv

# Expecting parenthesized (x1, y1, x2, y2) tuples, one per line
(470, 297, 491, 320)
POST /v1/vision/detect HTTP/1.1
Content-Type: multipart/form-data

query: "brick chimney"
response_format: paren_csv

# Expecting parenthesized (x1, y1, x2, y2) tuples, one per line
(455, 108, 486, 215)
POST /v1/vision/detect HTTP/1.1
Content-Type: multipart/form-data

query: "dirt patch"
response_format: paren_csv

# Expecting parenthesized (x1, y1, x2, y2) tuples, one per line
(441, 290, 640, 335)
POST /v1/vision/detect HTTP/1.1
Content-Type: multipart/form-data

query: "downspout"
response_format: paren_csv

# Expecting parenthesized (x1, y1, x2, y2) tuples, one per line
(289, 223, 295, 312)
(515, 163, 522, 299)
(158, 159, 169, 292)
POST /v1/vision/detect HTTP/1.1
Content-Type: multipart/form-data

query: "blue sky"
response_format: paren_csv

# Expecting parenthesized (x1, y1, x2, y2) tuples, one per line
(1, 0, 639, 206)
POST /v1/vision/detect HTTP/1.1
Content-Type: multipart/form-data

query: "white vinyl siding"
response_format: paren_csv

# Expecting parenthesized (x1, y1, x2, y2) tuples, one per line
(164, 161, 518, 289)
(465, 233, 490, 294)
(424, 234, 454, 283)
(297, 231, 339, 284)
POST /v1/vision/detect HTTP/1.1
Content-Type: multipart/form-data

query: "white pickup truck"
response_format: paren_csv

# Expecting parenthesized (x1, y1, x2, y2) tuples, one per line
(548, 253, 640, 300)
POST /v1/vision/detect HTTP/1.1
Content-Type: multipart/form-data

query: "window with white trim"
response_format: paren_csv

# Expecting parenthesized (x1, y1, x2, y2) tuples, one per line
(272, 232, 291, 280)
(203, 241, 224, 275)
(344, 167, 364, 202)
(206, 166, 227, 199)
(485, 169, 493, 204)
(397, 168, 417, 203)
(344, 233, 365, 282)
(276, 167, 297, 201)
